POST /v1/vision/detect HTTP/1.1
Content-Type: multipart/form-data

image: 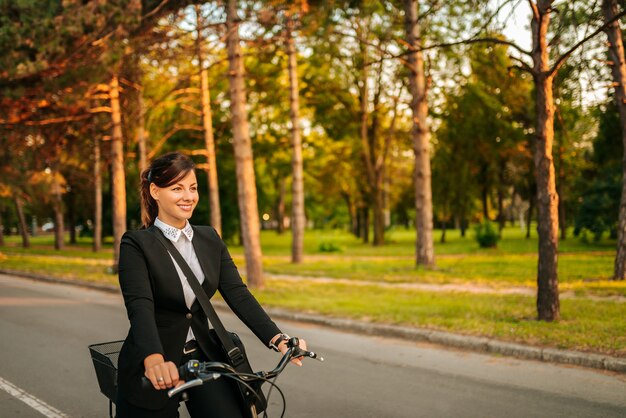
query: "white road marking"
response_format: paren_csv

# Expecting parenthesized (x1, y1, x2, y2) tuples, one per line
(0, 376, 69, 417)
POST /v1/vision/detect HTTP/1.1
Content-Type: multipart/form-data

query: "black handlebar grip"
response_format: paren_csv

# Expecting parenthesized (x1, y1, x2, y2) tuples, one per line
(141, 376, 154, 390)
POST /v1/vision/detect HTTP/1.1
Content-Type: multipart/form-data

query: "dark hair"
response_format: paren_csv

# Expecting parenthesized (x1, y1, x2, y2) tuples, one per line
(140, 152, 196, 228)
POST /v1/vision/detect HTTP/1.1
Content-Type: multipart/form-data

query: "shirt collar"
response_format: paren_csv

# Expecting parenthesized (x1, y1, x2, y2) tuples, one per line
(154, 217, 194, 242)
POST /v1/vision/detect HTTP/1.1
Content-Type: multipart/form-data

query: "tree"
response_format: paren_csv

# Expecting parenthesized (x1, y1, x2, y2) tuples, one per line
(404, 0, 435, 266)
(93, 135, 103, 252)
(434, 40, 532, 239)
(603, 0, 626, 280)
(226, 0, 265, 288)
(110, 74, 127, 271)
(491, 0, 626, 320)
(195, 4, 222, 236)
(304, 1, 400, 246)
(285, 9, 307, 263)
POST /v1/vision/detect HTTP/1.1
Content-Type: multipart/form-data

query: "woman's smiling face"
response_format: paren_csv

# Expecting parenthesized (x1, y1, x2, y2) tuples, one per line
(150, 170, 198, 228)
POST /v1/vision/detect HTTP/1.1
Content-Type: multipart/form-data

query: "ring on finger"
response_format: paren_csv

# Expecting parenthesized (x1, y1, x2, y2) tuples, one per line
(157, 377, 164, 382)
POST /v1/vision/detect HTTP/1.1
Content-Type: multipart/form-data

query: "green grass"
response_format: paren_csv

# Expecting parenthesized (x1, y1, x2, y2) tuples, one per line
(0, 253, 119, 285)
(256, 226, 617, 257)
(2, 235, 114, 259)
(1, 226, 625, 356)
(250, 278, 626, 356)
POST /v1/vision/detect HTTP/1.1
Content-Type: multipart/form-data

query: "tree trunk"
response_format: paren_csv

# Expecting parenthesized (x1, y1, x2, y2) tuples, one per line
(226, 0, 264, 288)
(68, 187, 76, 244)
(481, 181, 489, 219)
(404, 0, 435, 267)
(137, 92, 148, 174)
(14, 197, 29, 248)
(110, 74, 127, 271)
(196, 5, 222, 236)
(604, 0, 626, 280)
(0, 210, 4, 246)
(286, 19, 305, 262)
(361, 206, 370, 244)
(355, 208, 362, 238)
(137, 90, 148, 227)
(93, 137, 102, 252)
(52, 170, 65, 250)
(531, 1, 560, 321)
(276, 177, 286, 234)
(497, 162, 505, 234)
(357, 35, 386, 247)
(459, 213, 467, 237)
(440, 220, 446, 243)
(526, 194, 534, 239)
(372, 189, 385, 245)
(342, 192, 358, 236)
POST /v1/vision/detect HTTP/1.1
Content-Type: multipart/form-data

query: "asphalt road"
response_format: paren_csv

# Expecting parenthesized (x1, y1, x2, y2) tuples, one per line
(1, 273, 625, 418)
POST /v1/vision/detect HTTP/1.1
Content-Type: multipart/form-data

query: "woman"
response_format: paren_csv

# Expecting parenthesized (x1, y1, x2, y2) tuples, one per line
(116, 152, 306, 417)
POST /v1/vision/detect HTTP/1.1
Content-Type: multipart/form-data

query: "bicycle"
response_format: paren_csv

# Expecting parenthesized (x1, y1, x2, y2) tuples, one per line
(89, 337, 323, 418)
(167, 336, 323, 418)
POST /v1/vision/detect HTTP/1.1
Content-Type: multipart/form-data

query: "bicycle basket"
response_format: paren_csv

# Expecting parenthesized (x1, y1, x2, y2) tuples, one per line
(88, 340, 124, 402)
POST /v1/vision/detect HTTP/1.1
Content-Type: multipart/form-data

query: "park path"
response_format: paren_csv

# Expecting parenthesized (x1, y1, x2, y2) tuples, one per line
(267, 273, 534, 294)
(266, 273, 626, 302)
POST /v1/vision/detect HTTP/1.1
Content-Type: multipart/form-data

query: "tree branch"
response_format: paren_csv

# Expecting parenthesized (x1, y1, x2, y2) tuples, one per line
(549, 8, 626, 76)
(147, 123, 202, 159)
(16, 114, 92, 126)
(510, 55, 534, 73)
(417, 37, 531, 57)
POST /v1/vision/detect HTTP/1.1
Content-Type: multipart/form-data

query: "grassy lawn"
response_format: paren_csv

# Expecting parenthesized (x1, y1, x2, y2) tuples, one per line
(1, 226, 625, 356)
(250, 278, 626, 357)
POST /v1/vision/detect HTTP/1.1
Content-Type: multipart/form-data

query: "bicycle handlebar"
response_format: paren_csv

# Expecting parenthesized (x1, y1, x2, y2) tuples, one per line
(141, 337, 323, 397)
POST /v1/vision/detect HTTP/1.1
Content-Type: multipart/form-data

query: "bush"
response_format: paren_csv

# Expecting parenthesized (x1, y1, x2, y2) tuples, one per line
(318, 241, 342, 253)
(474, 221, 500, 248)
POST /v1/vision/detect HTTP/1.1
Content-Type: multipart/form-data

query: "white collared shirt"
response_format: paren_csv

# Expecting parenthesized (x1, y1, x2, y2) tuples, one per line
(154, 217, 206, 342)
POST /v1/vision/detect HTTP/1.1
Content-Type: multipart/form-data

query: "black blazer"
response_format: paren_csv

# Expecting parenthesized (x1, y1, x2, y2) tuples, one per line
(116, 224, 281, 409)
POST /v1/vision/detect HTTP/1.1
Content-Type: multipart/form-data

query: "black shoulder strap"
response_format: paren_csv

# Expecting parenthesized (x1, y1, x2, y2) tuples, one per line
(149, 227, 246, 367)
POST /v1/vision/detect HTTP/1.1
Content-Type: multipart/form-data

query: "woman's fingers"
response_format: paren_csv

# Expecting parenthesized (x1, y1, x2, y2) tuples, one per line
(166, 361, 180, 387)
(291, 338, 308, 366)
(146, 361, 179, 390)
(145, 369, 160, 390)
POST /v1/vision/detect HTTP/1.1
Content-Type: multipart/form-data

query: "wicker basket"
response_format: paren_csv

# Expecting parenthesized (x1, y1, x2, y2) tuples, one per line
(88, 340, 124, 402)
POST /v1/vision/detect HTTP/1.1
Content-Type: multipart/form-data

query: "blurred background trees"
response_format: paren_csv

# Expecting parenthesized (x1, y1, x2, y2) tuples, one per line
(2, 0, 626, 317)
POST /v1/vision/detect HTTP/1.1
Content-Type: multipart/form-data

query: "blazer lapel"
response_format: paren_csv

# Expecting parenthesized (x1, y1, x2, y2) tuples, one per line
(190, 225, 220, 292)
(147, 225, 187, 305)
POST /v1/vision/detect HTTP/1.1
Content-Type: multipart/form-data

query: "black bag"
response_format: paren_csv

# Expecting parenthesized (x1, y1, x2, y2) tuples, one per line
(150, 228, 267, 417)
(209, 329, 267, 415)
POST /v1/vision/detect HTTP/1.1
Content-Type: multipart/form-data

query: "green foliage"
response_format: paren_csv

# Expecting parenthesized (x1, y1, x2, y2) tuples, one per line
(474, 220, 499, 248)
(433, 40, 533, 225)
(574, 100, 623, 241)
(0, 0, 142, 84)
(318, 241, 342, 252)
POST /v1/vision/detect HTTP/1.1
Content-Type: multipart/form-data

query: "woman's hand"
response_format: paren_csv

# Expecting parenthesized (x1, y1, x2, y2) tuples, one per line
(144, 353, 180, 390)
(274, 336, 308, 367)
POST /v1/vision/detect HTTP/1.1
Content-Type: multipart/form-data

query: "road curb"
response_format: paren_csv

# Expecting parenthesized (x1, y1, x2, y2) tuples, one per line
(258, 306, 626, 373)
(3, 268, 625, 374)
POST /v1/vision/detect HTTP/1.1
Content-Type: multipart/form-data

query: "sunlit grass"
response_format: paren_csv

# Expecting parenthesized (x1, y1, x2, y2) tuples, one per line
(0, 253, 118, 285)
(250, 278, 626, 356)
(256, 225, 617, 257)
